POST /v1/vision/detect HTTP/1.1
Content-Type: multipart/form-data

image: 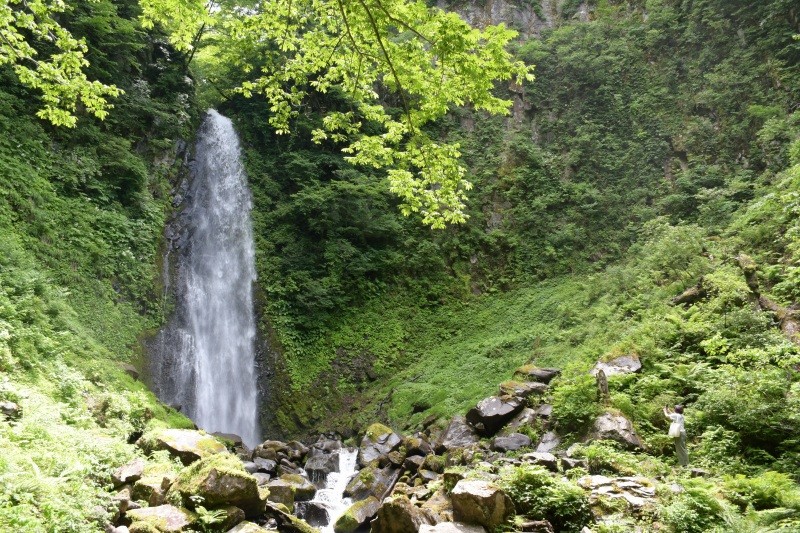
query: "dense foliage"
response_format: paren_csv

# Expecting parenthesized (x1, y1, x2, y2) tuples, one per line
(0, 0, 197, 528)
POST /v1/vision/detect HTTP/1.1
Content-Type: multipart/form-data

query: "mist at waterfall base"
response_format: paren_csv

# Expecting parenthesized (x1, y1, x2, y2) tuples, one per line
(151, 110, 261, 448)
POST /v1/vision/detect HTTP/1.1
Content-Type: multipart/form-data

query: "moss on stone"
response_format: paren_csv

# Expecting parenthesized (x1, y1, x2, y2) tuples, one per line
(364, 422, 393, 441)
(173, 452, 252, 496)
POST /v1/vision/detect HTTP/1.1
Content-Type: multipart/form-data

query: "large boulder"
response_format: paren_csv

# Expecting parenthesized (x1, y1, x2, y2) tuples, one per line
(132, 474, 174, 506)
(138, 429, 226, 465)
(451, 480, 514, 530)
(436, 417, 479, 453)
(253, 457, 277, 474)
(403, 435, 434, 457)
(591, 355, 642, 377)
(498, 381, 548, 399)
(280, 474, 317, 501)
(126, 505, 195, 533)
(358, 423, 403, 467)
(262, 501, 319, 533)
(265, 479, 296, 511)
(466, 396, 524, 437)
(333, 496, 381, 533)
(419, 524, 486, 533)
(372, 495, 438, 533)
(295, 501, 330, 528)
(305, 452, 339, 485)
(512, 366, 561, 384)
(589, 413, 644, 451)
(168, 454, 264, 517)
(113, 458, 146, 487)
(521, 452, 558, 472)
(344, 464, 401, 502)
(500, 408, 538, 436)
(491, 433, 532, 452)
(535, 431, 561, 453)
(0, 400, 22, 421)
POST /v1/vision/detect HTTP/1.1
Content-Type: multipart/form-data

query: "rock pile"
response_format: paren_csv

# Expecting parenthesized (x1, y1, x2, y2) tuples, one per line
(105, 358, 657, 533)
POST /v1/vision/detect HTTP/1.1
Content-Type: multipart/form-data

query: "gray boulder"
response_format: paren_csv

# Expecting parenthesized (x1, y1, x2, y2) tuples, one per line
(295, 501, 330, 527)
(0, 400, 22, 420)
(522, 452, 558, 472)
(359, 423, 403, 467)
(492, 433, 532, 452)
(305, 451, 339, 485)
(112, 458, 145, 488)
(498, 381, 549, 399)
(168, 454, 264, 517)
(436, 416, 479, 453)
(466, 396, 524, 437)
(591, 354, 642, 377)
(132, 474, 174, 507)
(589, 413, 644, 450)
(535, 431, 561, 453)
(344, 464, 401, 502)
(372, 495, 438, 533)
(139, 429, 226, 465)
(512, 366, 561, 384)
(451, 480, 514, 530)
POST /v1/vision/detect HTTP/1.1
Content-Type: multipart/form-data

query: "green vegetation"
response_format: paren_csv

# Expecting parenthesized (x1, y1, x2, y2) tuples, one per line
(2, 0, 800, 531)
(501, 464, 592, 532)
(0, 0, 197, 528)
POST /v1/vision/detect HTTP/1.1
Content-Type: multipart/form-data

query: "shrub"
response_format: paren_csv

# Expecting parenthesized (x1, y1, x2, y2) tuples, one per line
(723, 471, 800, 511)
(660, 479, 725, 533)
(500, 464, 592, 533)
(551, 374, 602, 435)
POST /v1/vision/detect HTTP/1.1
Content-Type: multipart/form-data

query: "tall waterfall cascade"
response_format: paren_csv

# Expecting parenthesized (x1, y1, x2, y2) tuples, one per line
(151, 110, 260, 447)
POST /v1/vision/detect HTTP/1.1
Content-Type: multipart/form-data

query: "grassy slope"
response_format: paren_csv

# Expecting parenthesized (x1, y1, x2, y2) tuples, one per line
(0, 73, 194, 530)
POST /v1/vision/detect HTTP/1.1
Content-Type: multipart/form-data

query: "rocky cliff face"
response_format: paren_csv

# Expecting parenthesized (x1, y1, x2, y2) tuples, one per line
(436, 0, 590, 37)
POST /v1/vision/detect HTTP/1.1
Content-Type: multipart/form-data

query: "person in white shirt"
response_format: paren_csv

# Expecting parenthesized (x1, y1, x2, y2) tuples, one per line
(664, 404, 688, 466)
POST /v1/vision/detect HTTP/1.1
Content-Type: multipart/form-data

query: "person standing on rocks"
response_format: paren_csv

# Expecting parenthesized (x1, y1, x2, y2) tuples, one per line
(664, 404, 688, 466)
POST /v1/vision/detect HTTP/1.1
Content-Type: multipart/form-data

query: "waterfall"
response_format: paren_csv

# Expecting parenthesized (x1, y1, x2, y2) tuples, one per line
(151, 110, 260, 448)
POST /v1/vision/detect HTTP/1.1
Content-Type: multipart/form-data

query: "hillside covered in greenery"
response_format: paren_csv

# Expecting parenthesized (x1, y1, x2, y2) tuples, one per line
(1, 0, 800, 531)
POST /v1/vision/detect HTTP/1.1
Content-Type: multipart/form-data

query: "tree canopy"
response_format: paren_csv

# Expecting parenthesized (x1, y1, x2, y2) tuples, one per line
(2, 0, 532, 227)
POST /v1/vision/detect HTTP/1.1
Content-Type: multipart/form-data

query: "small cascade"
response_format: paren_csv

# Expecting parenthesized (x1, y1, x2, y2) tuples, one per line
(314, 448, 359, 532)
(151, 110, 260, 448)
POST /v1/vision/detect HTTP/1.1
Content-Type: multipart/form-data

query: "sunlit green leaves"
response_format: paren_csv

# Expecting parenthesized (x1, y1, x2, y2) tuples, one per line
(149, 0, 532, 227)
(0, 0, 121, 126)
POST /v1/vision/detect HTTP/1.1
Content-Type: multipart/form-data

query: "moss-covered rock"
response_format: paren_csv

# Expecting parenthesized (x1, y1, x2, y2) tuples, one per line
(344, 464, 401, 502)
(280, 473, 317, 501)
(168, 453, 264, 517)
(138, 428, 226, 465)
(263, 501, 320, 533)
(132, 474, 174, 506)
(127, 504, 196, 533)
(334, 496, 381, 533)
(266, 479, 295, 511)
(359, 423, 402, 467)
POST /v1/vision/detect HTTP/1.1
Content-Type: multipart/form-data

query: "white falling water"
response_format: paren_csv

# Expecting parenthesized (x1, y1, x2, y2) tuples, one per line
(153, 110, 260, 447)
(314, 449, 359, 532)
